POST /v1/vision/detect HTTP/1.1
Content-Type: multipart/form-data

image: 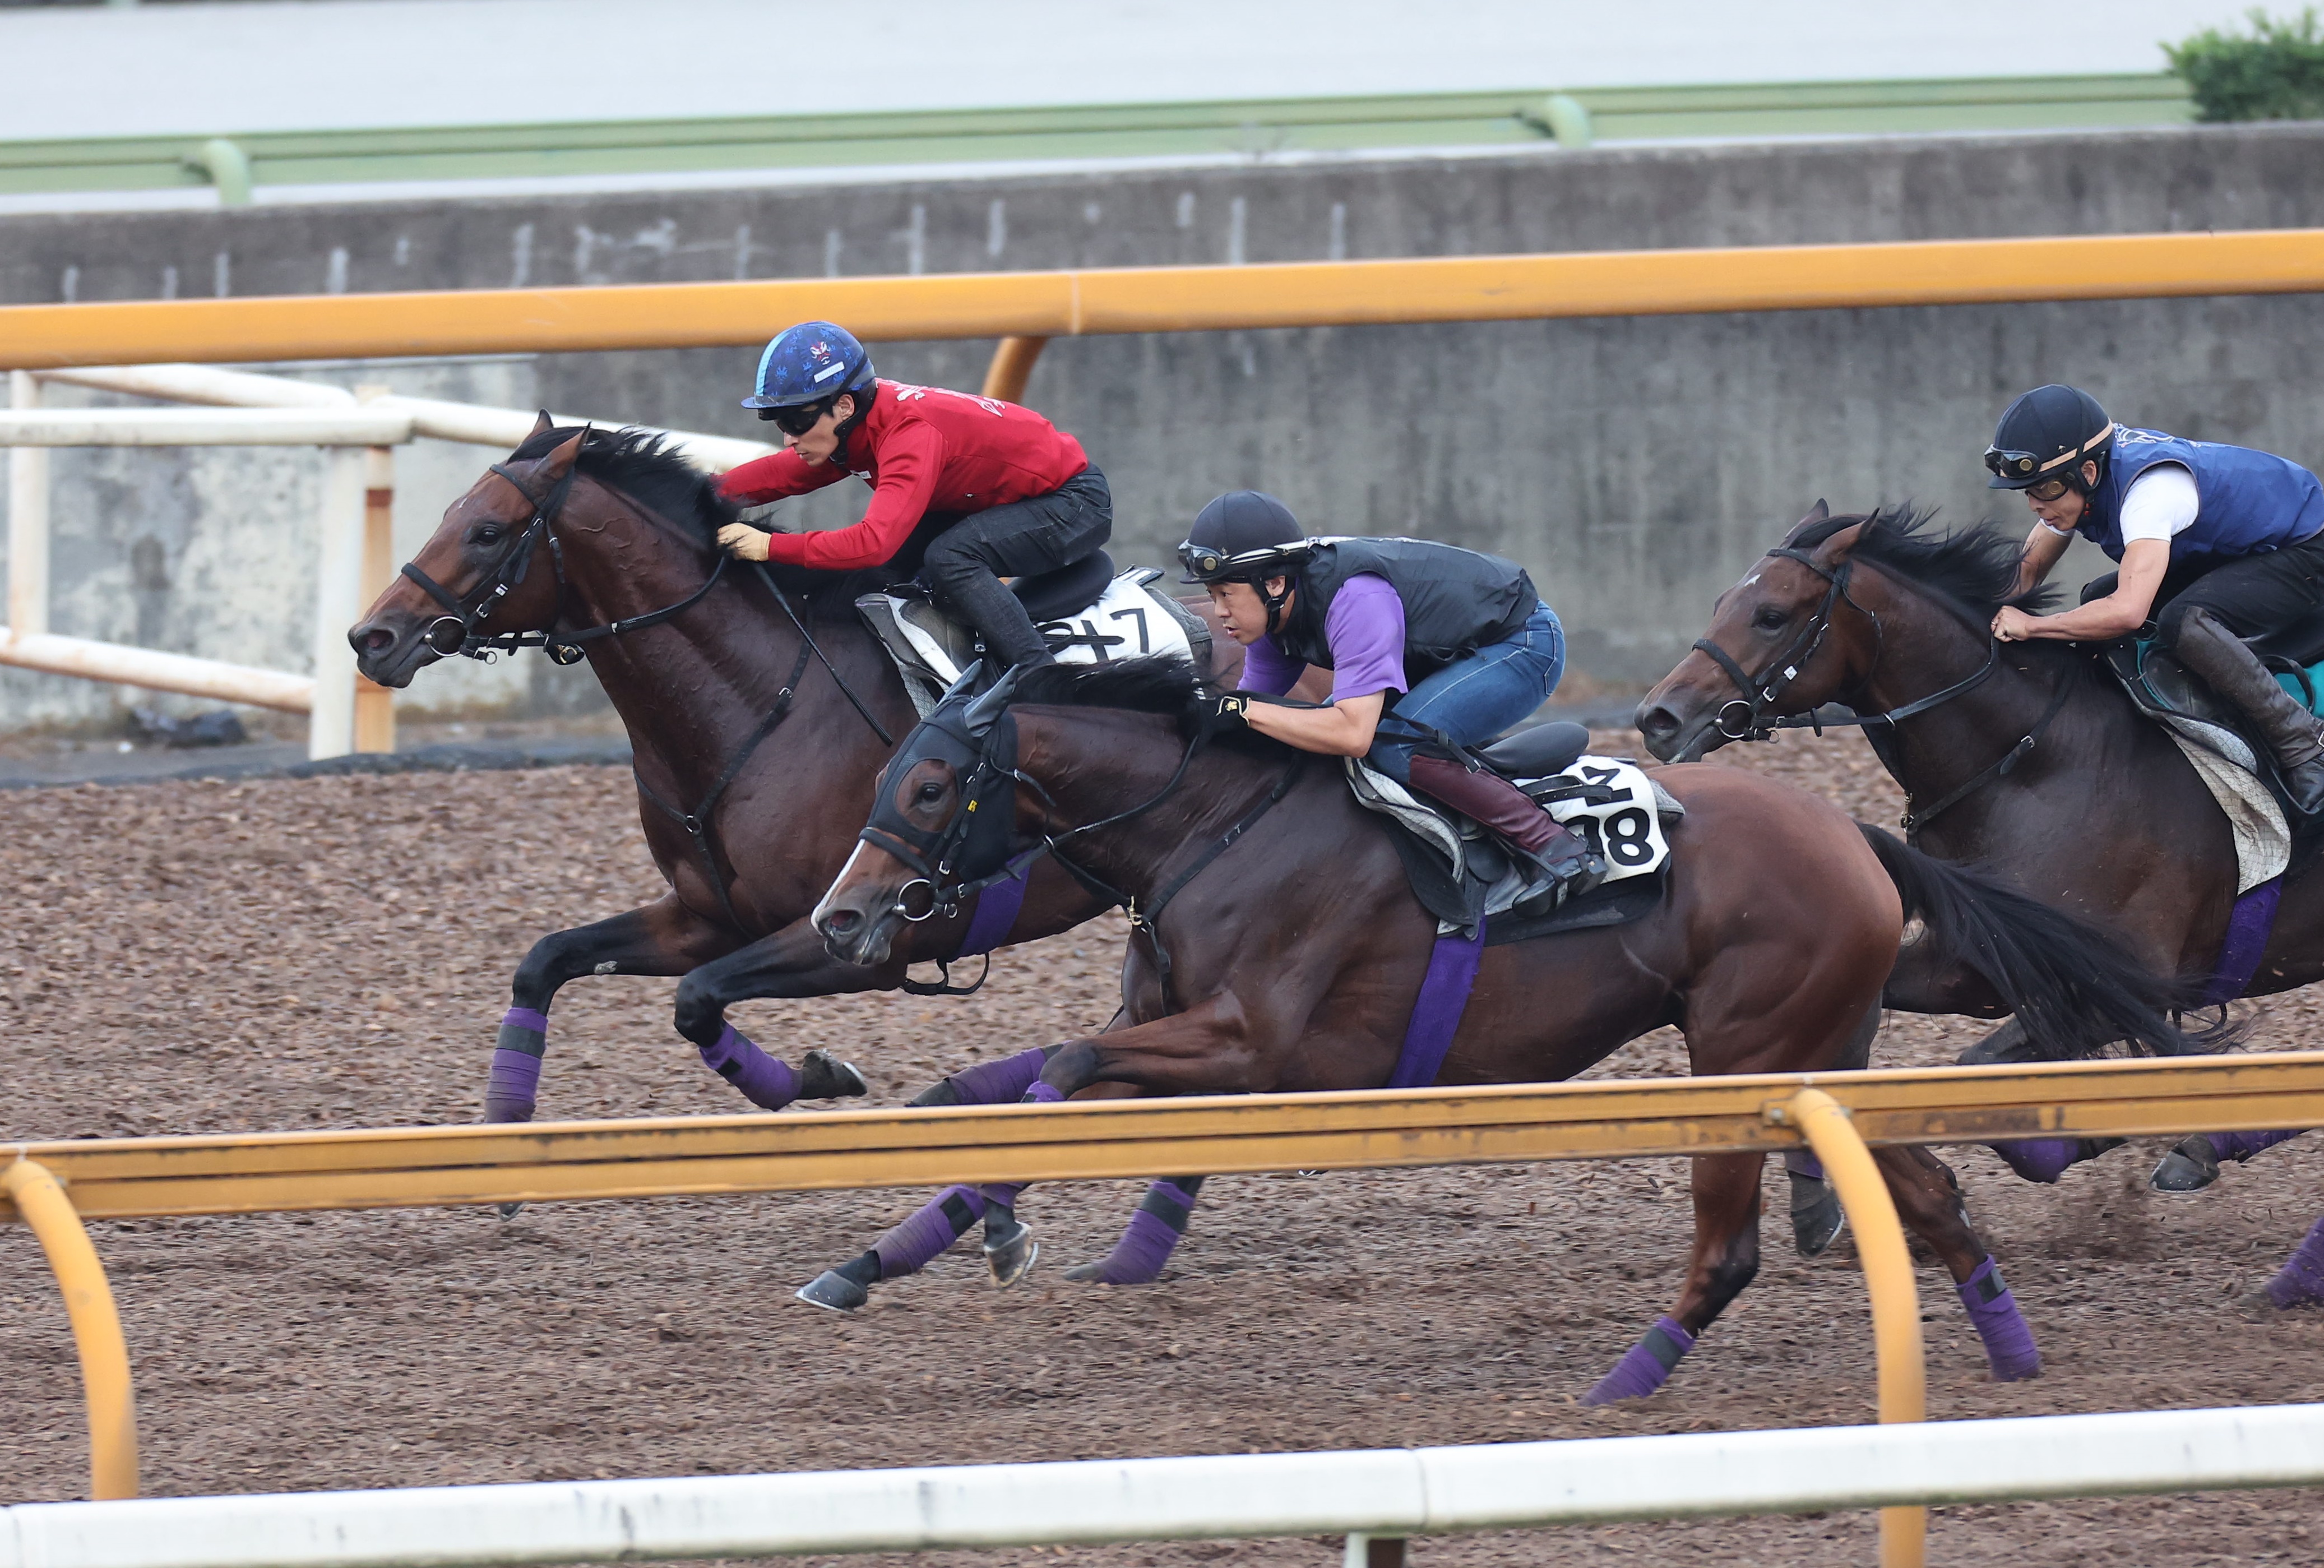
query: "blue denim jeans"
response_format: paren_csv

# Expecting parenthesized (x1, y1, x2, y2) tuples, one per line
(1367, 603, 1566, 782)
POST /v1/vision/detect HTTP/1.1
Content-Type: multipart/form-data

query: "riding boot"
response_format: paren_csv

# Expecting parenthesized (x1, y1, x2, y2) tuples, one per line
(1408, 753, 1606, 891)
(932, 567, 1058, 670)
(2173, 607, 2324, 814)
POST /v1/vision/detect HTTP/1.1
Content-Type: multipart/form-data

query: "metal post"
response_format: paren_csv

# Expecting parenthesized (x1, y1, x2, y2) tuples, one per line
(1785, 1088, 1927, 1568)
(980, 335, 1049, 404)
(309, 446, 366, 760)
(2, 1157, 138, 1500)
(7, 369, 49, 637)
(353, 385, 396, 753)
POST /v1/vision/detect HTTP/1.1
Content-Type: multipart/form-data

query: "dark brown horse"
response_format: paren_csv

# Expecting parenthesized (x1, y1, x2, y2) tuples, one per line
(804, 659, 2205, 1401)
(347, 422, 1186, 1123)
(1635, 505, 2302, 1190)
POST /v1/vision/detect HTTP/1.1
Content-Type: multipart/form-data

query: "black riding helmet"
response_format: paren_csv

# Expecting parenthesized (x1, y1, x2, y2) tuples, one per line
(1985, 385, 2115, 493)
(1176, 491, 1313, 636)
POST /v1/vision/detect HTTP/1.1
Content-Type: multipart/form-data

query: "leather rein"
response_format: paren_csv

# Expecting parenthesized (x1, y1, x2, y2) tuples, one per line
(1693, 544, 2068, 832)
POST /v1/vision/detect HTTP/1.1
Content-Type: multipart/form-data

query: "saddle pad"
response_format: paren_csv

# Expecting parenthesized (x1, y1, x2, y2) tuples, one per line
(2103, 641, 2291, 893)
(858, 569, 1205, 716)
(1346, 753, 1680, 933)
(2165, 728, 2289, 894)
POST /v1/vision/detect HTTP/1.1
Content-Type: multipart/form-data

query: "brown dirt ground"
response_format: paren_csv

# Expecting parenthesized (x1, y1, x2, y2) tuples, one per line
(3, 729, 2321, 1565)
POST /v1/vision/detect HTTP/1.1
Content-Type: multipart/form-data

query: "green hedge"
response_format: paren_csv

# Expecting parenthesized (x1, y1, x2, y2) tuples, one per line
(2168, 7, 2324, 121)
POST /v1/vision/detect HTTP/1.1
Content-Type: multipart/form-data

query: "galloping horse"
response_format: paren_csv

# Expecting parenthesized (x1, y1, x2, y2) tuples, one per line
(348, 422, 1156, 1121)
(1636, 505, 2309, 1189)
(807, 659, 2205, 1401)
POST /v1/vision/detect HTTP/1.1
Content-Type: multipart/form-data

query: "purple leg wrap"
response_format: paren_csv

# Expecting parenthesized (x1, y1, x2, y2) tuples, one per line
(946, 1047, 1052, 1106)
(1581, 1316, 1695, 1406)
(2206, 1128, 2307, 1164)
(697, 1023, 798, 1111)
(484, 1007, 549, 1122)
(872, 1185, 989, 1279)
(1956, 1256, 2041, 1381)
(1988, 1137, 2078, 1184)
(1784, 1150, 1825, 1181)
(1085, 1178, 1204, 1285)
(979, 1182, 1025, 1210)
(2264, 1216, 2324, 1310)
(1022, 1080, 1066, 1103)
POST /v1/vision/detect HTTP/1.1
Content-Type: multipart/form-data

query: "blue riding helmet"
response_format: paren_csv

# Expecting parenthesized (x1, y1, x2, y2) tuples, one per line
(741, 321, 877, 410)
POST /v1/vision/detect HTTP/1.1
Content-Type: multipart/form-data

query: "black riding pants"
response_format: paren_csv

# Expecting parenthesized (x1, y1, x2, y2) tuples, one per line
(2083, 530, 2324, 661)
(920, 464, 1113, 668)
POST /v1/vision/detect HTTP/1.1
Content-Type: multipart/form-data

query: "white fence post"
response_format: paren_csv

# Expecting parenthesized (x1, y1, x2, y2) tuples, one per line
(7, 369, 49, 637)
(309, 446, 367, 761)
(354, 383, 396, 755)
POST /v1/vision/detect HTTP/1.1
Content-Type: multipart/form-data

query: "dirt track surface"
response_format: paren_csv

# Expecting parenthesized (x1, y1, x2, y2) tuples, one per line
(3, 729, 2321, 1565)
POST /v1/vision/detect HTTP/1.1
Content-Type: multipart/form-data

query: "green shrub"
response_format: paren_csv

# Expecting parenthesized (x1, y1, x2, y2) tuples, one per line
(2168, 8, 2324, 121)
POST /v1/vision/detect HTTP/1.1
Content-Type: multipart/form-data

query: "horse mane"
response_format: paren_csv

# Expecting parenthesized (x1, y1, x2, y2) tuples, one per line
(1012, 656, 1298, 757)
(511, 424, 885, 604)
(1788, 504, 2062, 618)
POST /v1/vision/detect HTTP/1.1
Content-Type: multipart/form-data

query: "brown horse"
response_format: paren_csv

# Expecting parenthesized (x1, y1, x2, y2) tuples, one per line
(1635, 505, 2301, 1191)
(348, 422, 1201, 1123)
(804, 658, 2205, 1400)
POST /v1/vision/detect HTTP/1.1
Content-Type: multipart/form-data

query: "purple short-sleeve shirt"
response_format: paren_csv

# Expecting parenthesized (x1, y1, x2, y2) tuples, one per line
(1236, 573, 1408, 701)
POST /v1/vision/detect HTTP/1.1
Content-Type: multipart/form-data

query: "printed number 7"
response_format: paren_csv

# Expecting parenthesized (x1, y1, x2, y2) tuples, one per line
(1109, 605, 1152, 654)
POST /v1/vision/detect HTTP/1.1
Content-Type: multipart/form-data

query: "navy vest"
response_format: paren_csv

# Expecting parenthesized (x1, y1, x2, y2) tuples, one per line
(1274, 537, 1537, 679)
(2079, 425, 2324, 567)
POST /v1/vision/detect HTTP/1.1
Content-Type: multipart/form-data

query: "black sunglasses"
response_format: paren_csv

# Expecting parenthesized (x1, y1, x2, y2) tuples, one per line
(758, 398, 836, 437)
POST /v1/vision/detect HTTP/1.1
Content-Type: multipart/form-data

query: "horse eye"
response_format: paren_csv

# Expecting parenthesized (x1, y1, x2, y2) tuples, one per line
(474, 525, 502, 546)
(1754, 607, 1788, 631)
(915, 780, 945, 804)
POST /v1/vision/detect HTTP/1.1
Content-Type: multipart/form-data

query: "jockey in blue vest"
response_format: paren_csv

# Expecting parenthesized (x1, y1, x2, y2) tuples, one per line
(1987, 384, 2324, 812)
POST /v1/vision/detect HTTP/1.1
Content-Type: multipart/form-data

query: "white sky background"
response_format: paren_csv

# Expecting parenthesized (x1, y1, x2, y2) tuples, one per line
(0, 0, 2271, 142)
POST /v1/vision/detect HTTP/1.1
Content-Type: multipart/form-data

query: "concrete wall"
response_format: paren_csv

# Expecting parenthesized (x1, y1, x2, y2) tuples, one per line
(7, 122, 2324, 729)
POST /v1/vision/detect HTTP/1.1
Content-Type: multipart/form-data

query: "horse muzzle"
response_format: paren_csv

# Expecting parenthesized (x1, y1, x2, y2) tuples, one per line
(346, 614, 444, 690)
(812, 867, 941, 968)
(1632, 687, 1729, 764)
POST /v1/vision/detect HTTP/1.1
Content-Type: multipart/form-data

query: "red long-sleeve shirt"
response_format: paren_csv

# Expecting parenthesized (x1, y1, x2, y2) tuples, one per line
(716, 380, 1089, 571)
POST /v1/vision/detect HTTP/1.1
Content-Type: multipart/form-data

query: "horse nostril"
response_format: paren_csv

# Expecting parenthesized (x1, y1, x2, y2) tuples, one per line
(362, 627, 396, 655)
(1636, 706, 1673, 738)
(823, 907, 861, 937)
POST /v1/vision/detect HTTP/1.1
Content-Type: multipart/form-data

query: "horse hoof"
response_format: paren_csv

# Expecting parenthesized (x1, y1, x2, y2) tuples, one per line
(795, 1270, 871, 1312)
(1790, 1181, 1846, 1259)
(984, 1219, 1039, 1288)
(799, 1049, 868, 1100)
(2151, 1136, 2220, 1193)
(497, 1202, 525, 1220)
(1062, 1260, 1113, 1284)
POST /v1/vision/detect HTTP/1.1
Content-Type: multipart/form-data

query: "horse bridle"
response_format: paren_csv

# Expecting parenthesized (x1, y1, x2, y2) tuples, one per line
(1693, 542, 2082, 834)
(399, 454, 731, 667)
(857, 677, 1297, 1009)
(1692, 544, 1999, 742)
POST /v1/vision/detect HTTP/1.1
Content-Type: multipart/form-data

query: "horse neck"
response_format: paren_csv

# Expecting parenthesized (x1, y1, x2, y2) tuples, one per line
(1016, 709, 1291, 898)
(1846, 568, 2086, 797)
(552, 484, 876, 788)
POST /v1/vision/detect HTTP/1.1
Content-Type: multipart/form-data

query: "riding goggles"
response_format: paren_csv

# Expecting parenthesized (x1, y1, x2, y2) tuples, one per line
(758, 397, 837, 437)
(1174, 539, 1311, 584)
(2022, 475, 2077, 503)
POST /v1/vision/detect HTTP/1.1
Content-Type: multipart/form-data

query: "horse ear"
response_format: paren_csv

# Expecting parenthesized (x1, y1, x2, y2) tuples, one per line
(962, 664, 1026, 735)
(530, 409, 554, 437)
(534, 428, 587, 481)
(1812, 520, 1869, 564)
(1807, 499, 1830, 524)
(1778, 501, 1832, 545)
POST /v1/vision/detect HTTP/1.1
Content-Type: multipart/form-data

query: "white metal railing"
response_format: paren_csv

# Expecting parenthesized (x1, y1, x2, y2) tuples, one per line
(2, 1404, 2318, 1568)
(0, 366, 770, 761)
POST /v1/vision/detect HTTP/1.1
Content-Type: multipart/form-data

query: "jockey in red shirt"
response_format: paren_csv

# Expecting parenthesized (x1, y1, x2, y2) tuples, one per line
(715, 321, 1110, 670)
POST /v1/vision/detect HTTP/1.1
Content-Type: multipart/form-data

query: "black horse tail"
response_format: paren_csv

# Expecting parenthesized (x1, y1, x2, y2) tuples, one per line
(1858, 822, 2230, 1059)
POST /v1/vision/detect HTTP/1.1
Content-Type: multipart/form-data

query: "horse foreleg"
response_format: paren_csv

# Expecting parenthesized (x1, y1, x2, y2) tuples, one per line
(1873, 1145, 2041, 1382)
(493, 893, 741, 1122)
(1064, 1177, 1209, 1285)
(669, 918, 919, 1109)
(1582, 1152, 1763, 1406)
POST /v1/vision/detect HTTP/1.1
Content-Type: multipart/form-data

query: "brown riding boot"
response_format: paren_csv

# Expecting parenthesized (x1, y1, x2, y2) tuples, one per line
(1408, 753, 1607, 890)
(2173, 606, 2324, 815)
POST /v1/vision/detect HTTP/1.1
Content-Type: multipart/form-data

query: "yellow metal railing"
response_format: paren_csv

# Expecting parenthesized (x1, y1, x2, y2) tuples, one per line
(8, 1051, 2322, 1560)
(3, 229, 2322, 374)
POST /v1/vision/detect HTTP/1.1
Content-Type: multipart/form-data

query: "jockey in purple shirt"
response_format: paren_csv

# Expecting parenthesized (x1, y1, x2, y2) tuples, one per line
(1178, 490, 1602, 889)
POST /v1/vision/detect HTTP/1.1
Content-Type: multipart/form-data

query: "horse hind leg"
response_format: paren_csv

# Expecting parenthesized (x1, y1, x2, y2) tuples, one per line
(797, 1185, 996, 1312)
(1066, 1178, 1208, 1284)
(1873, 1145, 2040, 1381)
(2153, 1127, 2308, 1192)
(1582, 1153, 1762, 1405)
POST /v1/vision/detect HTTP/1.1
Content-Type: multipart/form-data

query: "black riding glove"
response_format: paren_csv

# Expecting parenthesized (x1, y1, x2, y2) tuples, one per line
(1207, 692, 1257, 732)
